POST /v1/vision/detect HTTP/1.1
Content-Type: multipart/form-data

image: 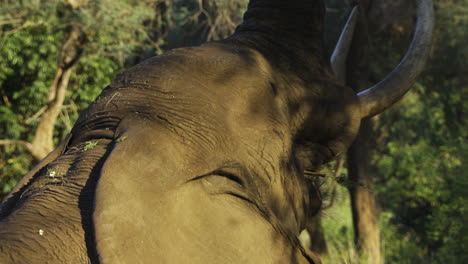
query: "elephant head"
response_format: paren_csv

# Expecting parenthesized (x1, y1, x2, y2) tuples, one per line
(0, 0, 433, 263)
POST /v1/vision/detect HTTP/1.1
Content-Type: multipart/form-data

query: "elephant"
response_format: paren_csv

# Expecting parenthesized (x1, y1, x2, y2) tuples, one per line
(0, 0, 433, 263)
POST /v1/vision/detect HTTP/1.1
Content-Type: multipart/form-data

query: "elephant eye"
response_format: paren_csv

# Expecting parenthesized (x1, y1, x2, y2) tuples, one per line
(193, 167, 254, 201)
(210, 169, 244, 187)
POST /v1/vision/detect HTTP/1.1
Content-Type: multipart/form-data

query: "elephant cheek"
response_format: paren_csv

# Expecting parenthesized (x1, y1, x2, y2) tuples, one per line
(154, 184, 284, 263)
(94, 181, 299, 264)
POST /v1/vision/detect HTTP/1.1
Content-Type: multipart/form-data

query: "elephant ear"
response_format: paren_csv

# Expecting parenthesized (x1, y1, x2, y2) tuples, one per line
(0, 133, 72, 218)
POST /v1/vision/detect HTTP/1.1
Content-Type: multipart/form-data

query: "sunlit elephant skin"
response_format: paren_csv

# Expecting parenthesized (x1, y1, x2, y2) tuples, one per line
(0, 0, 433, 263)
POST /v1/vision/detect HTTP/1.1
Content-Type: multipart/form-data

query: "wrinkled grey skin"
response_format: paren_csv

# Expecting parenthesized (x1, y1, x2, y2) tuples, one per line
(0, 1, 362, 263)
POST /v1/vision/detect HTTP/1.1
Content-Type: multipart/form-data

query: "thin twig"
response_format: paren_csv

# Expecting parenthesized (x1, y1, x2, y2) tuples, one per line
(324, 156, 345, 209)
(25, 106, 46, 124)
(0, 139, 33, 153)
(0, 20, 46, 50)
(0, 19, 23, 26)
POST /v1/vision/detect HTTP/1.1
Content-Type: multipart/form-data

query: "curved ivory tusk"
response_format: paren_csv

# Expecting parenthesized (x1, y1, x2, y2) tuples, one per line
(358, 0, 434, 118)
(330, 6, 359, 85)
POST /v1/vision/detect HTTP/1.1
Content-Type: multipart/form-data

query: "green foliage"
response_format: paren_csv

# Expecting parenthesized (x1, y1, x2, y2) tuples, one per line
(170, 0, 248, 46)
(370, 0, 468, 262)
(321, 1, 467, 263)
(379, 211, 428, 264)
(0, 26, 61, 129)
(320, 185, 361, 264)
(74, 0, 156, 64)
(82, 140, 99, 152)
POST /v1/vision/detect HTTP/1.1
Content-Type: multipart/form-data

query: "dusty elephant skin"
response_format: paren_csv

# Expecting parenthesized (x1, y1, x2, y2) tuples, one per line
(0, 0, 433, 263)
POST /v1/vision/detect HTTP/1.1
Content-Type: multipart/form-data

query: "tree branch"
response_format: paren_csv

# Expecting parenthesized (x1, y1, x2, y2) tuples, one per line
(30, 24, 87, 159)
(0, 140, 34, 154)
(323, 156, 345, 209)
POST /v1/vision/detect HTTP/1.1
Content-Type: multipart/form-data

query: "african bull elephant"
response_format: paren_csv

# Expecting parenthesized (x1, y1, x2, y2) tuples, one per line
(0, 0, 433, 263)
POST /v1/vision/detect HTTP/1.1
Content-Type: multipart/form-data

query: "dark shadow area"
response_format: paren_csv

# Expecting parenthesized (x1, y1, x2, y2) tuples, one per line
(77, 141, 115, 264)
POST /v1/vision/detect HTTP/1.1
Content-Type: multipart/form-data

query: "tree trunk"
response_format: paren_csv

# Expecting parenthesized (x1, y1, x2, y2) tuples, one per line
(28, 24, 86, 160)
(0, 24, 85, 161)
(347, 120, 381, 264)
(346, 1, 382, 263)
(29, 67, 72, 159)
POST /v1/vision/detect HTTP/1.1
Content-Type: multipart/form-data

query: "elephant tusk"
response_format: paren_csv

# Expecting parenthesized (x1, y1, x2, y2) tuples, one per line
(330, 6, 359, 85)
(358, 0, 434, 119)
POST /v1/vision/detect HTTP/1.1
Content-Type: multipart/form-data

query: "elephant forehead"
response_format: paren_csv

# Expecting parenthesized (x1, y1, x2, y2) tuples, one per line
(110, 44, 279, 117)
(78, 44, 289, 155)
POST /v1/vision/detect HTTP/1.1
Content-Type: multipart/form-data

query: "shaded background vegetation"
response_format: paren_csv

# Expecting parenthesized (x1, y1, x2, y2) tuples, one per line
(0, 0, 466, 263)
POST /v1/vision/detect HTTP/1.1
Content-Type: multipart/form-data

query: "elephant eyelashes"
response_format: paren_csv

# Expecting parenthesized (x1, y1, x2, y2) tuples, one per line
(193, 168, 253, 201)
(210, 169, 245, 187)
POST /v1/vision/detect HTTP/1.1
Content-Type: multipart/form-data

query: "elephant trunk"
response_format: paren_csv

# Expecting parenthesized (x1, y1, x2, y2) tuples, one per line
(232, 0, 330, 80)
(0, 138, 112, 263)
(237, 0, 325, 39)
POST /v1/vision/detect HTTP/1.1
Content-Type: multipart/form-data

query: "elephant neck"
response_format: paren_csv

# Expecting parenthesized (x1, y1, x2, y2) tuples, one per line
(231, 0, 329, 78)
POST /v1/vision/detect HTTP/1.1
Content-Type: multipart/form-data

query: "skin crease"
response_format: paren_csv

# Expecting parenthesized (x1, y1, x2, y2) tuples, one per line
(0, 1, 363, 263)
